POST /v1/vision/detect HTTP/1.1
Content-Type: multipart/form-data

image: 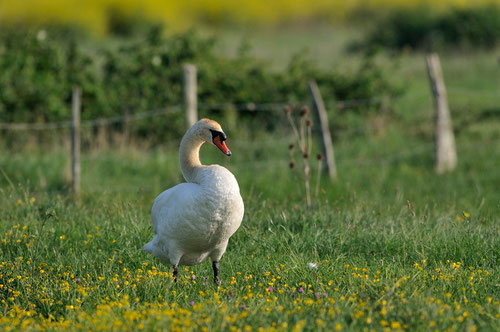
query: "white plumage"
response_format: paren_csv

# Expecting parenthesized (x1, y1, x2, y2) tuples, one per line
(143, 119, 244, 282)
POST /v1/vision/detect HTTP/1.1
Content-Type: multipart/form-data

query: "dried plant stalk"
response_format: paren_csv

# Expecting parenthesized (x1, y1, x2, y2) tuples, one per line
(284, 106, 302, 152)
(300, 111, 311, 207)
(284, 106, 319, 208)
(285, 105, 313, 208)
(315, 154, 323, 197)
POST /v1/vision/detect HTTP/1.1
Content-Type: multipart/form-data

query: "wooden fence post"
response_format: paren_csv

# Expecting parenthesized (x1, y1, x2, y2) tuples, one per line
(425, 53, 457, 173)
(71, 87, 81, 194)
(183, 64, 198, 129)
(308, 80, 337, 179)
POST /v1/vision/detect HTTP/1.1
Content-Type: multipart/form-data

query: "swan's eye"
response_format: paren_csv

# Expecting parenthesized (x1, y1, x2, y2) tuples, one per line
(209, 129, 226, 142)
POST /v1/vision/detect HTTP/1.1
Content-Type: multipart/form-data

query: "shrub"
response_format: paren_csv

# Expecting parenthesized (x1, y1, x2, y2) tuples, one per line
(359, 4, 500, 51)
(437, 5, 500, 49)
(0, 24, 398, 145)
(0, 26, 99, 123)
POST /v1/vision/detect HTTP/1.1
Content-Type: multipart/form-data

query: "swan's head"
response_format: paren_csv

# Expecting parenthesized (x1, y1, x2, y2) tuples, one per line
(194, 118, 231, 156)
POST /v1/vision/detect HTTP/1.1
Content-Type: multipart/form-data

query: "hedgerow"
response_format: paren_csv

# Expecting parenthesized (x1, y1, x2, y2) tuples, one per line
(0, 24, 397, 143)
(359, 4, 500, 51)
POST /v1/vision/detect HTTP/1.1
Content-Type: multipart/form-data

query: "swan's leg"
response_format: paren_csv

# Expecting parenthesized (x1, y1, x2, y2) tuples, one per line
(212, 261, 220, 284)
(210, 242, 227, 285)
(172, 264, 179, 282)
(169, 249, 183, 283)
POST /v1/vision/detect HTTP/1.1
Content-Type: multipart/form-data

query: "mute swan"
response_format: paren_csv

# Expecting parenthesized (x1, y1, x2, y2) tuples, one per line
(143, 118, 244, 283)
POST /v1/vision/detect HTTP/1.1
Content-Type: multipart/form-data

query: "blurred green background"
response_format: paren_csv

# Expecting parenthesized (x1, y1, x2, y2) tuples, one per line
(0, 2, 499, 331)
(1, 0, 499, 145)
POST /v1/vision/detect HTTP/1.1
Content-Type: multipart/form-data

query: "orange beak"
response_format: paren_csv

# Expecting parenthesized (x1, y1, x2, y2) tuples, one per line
(213, 136, 231, 156)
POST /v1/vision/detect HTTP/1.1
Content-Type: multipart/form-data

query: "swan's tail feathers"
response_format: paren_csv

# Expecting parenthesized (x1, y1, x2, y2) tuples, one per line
(142, 241, 155, 254)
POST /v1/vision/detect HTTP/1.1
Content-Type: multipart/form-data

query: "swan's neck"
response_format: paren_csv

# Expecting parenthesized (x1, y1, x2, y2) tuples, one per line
(179, 131, 204, 183)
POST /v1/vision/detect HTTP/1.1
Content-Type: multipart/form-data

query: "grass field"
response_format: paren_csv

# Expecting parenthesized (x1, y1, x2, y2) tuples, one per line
(1, 34, 500, 331)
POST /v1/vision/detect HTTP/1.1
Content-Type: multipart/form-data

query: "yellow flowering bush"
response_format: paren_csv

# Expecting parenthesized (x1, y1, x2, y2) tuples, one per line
(0, 0, 499, 33)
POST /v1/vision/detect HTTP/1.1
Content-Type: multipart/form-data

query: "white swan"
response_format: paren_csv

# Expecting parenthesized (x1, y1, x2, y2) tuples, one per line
(143, 118, 244, 283)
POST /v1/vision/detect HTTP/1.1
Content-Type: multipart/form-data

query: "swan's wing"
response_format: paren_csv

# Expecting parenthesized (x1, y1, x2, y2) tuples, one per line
(151, 182, 200, 234)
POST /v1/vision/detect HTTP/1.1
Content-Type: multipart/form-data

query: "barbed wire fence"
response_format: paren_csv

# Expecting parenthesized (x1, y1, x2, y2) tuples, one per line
(0, 56, 499, 195)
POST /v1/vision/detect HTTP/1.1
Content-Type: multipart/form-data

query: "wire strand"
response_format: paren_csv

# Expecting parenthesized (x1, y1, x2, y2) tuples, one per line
(0, 106, 180, 131)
